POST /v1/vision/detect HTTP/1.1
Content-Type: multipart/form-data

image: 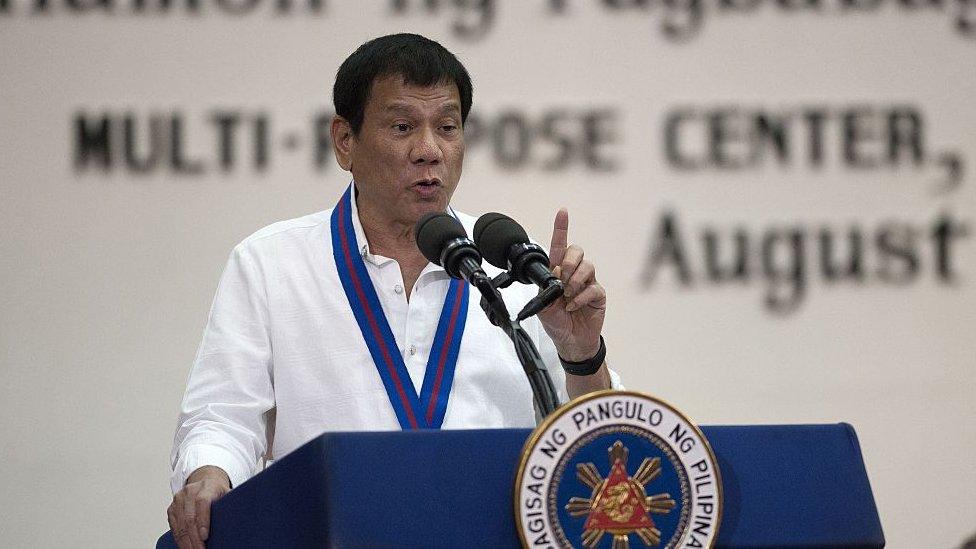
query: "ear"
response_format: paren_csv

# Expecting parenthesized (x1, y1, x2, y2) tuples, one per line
(331, 116, 355, 172)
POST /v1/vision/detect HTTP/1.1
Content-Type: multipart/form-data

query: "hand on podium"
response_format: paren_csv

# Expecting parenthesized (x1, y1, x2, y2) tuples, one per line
(167, 465, 231, 549)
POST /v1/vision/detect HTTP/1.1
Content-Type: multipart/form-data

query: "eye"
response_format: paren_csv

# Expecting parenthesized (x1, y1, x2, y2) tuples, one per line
(393, 123, 411, 133)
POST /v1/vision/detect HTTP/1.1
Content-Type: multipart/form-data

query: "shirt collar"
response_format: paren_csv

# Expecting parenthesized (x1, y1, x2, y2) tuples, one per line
(347, 182, 377, 264)
(347, 182, 455, 278)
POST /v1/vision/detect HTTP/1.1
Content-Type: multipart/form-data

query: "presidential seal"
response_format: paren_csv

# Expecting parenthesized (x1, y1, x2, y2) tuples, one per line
(515, 390, 722, 549)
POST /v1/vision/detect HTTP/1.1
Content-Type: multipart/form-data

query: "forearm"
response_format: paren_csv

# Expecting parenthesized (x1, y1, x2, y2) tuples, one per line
(565, 361, 612, 399)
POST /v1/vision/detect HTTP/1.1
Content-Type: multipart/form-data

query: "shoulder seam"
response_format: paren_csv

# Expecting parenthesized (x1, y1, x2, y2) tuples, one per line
(236, 211, 331, 248)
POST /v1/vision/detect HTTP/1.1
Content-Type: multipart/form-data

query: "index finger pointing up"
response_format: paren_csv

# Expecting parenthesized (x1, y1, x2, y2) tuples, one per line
(549, 208, 569, 268)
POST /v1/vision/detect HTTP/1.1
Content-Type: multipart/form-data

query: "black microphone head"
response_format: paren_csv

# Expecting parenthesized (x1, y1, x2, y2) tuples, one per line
(415, 212, 468, 266)
(473, 212, 529, 269)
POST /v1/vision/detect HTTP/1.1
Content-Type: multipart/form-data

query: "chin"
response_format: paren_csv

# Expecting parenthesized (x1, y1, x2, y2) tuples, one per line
(411, 202, 446, 220)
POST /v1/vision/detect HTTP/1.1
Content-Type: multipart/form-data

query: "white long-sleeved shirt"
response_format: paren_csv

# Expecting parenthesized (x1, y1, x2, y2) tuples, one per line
(170, 189, 622, 493)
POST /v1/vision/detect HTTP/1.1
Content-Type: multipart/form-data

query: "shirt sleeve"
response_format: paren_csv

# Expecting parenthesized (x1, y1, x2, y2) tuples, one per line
(169, 243, 275, 494)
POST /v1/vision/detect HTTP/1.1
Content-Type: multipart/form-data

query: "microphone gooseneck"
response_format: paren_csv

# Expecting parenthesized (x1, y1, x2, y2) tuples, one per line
(473, 212, 562, 415)
(415, 211, 560, 418)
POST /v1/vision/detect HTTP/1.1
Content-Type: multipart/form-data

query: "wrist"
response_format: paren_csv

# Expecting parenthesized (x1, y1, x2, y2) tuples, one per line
(187, 465, 231, 488)
(555, 338, 601, 363)
(558, 336, 606, 377)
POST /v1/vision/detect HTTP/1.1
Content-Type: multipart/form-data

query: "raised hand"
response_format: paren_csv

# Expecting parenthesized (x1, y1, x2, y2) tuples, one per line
(537, 208, 606, 364)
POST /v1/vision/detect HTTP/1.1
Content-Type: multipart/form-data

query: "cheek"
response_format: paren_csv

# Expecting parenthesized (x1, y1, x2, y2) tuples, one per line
(362, 144, 399, 180)
(381, 142, 409, 167)
(449, 143, 465, 168)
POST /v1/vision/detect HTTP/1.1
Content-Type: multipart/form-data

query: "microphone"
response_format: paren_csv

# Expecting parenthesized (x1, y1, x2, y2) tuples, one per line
(415, 212, 486, 283)
(473, 213, 564, 320)
(416, 211, 511, 325)
(474, 213, 560, 287)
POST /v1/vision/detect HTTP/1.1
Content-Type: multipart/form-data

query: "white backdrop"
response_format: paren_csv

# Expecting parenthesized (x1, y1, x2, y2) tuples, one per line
(1, 1, 974, 546)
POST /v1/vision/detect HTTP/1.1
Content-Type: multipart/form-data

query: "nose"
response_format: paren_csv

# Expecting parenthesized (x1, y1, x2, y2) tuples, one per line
(409, 127, 443, 165)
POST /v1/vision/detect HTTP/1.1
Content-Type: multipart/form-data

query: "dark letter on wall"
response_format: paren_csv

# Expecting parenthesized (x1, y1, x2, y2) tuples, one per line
(75, 113, 112, 171)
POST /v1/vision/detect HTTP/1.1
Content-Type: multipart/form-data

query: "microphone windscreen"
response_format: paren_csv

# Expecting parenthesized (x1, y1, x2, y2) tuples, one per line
(415, 212, 468, 266)
(474, 212, 529, 269)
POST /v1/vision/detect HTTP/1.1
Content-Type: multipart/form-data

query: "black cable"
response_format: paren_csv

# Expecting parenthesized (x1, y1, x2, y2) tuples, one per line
(476, 273, 560, 418)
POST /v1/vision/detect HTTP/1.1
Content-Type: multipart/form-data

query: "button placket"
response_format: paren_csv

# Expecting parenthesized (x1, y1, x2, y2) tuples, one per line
(402, 286, 415, 360)
(403, 278, 432, 363)
(400, 280, 426, 393)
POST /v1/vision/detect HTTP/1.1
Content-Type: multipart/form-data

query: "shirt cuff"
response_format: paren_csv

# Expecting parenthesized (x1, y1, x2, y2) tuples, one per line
(170, 443, 252, 494)
(607, 366, 625, 390)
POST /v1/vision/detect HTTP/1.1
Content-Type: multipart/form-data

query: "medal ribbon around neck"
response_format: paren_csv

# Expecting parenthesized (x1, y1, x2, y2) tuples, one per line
(330, 186, 469, 430)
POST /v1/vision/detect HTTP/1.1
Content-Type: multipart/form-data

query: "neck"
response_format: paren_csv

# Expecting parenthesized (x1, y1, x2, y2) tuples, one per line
(357, 201, 429, 298)
(357, 197, 421, 254)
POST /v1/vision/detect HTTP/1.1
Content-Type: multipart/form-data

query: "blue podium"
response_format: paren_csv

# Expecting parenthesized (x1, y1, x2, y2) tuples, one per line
(157, 425, 884, 548)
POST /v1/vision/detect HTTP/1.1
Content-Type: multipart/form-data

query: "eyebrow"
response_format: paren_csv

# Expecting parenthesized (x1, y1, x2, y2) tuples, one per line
(384, 102, 461, 116)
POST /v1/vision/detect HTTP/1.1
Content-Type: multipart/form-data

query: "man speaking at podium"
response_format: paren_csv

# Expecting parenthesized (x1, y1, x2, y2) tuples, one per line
(167, 33, 621, 548)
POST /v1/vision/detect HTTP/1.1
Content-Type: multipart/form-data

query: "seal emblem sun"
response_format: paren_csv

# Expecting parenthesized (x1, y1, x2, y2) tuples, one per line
(566, 441, 677, 547)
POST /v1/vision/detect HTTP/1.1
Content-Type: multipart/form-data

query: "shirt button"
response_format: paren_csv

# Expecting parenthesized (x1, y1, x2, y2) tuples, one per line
(394, 284, 403, 294)
(408, 345, 417, 356)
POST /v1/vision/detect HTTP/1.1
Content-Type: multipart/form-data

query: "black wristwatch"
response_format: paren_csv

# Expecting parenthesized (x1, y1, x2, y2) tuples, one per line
(558, 336, 606, 376)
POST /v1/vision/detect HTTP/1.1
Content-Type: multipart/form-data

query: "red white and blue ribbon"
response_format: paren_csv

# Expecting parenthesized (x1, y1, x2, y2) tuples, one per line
(331, 185, 468, 429)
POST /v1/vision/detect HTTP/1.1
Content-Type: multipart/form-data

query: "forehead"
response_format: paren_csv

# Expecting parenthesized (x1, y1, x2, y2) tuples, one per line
(365, 74, 461, 113)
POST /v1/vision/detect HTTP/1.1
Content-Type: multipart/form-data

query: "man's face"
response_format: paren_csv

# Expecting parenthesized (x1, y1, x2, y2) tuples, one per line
(340, 75, 464, 229)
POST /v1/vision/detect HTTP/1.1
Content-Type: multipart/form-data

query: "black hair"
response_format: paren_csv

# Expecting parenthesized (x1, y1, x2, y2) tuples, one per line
(333, 33, 473, 135)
